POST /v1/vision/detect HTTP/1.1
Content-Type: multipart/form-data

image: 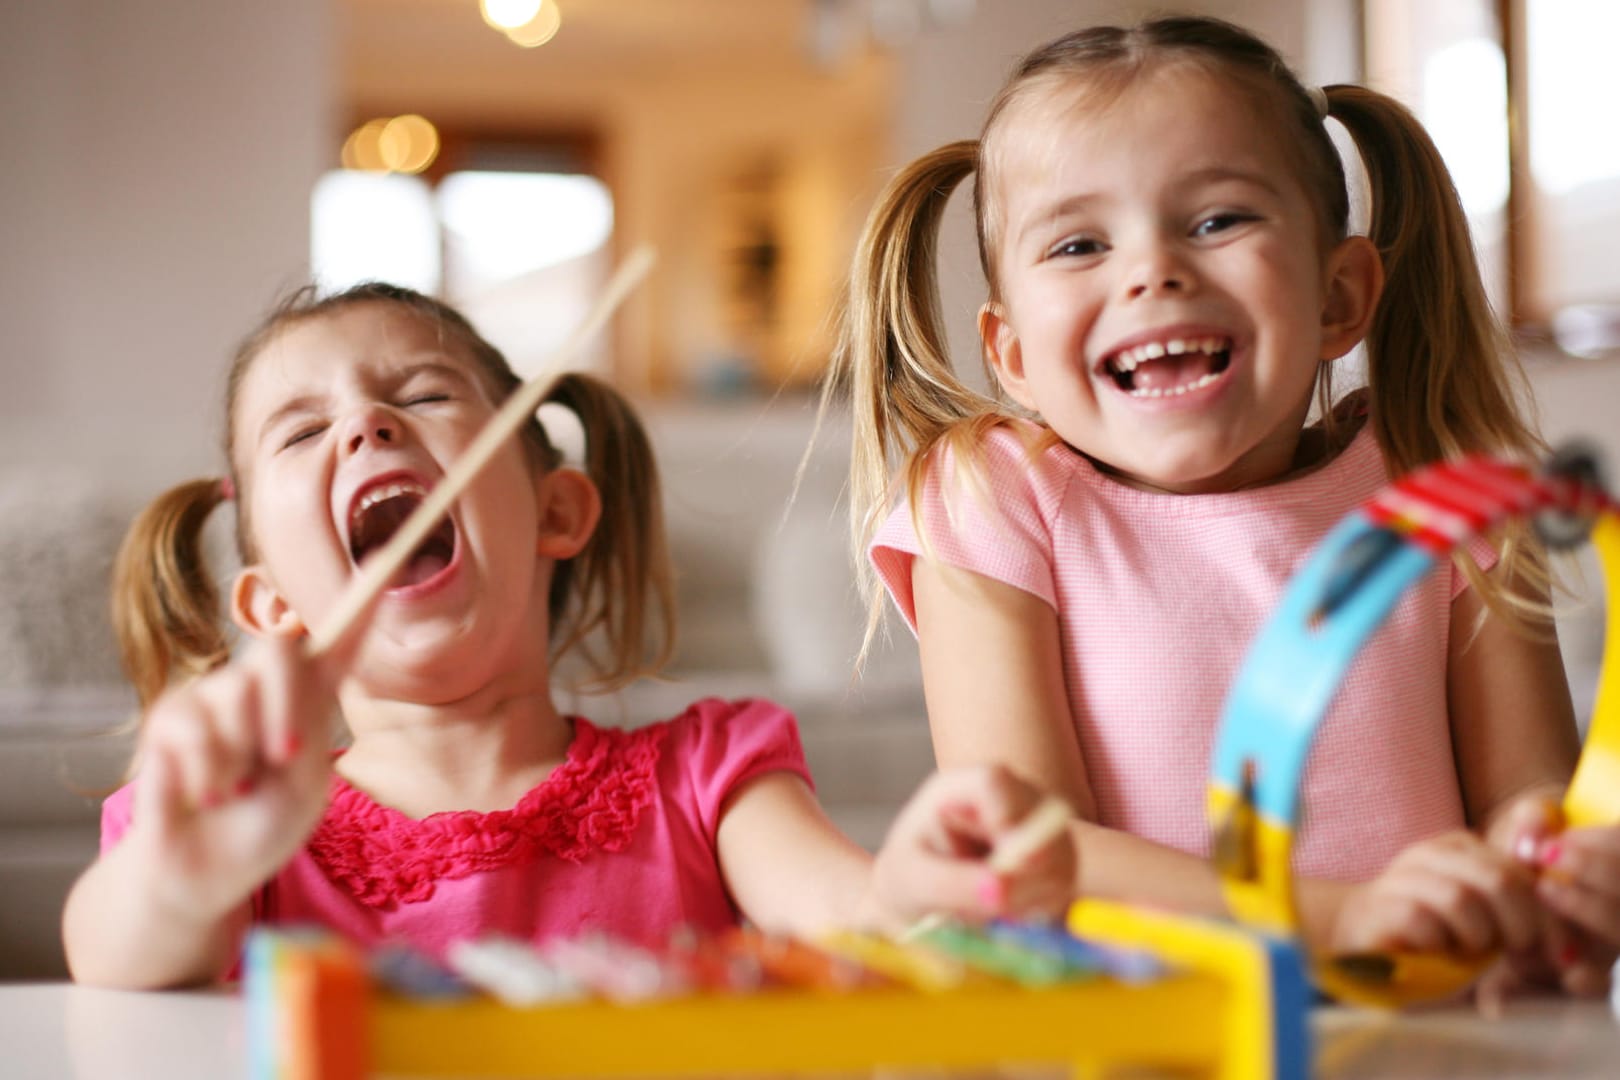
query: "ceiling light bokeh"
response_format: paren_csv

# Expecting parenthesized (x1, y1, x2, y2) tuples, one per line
(505, 1, 561, 48)
(480, 0, 542, 32)
(342, 115, 440, 175)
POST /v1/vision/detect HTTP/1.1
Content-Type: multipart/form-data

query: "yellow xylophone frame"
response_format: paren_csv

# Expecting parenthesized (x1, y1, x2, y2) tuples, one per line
(247, 899, 1309, 1080)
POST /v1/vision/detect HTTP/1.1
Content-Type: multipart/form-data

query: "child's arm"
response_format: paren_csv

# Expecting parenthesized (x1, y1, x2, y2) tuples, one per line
(1447, 572, 1580, 844)
(62, 633, 339, 988)
(714, 765, 1076, 939)
(912, 558, 1540, 956)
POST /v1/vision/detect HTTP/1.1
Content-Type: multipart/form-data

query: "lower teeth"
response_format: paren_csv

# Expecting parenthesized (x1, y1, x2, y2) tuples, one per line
(1129, 371, 1222, 398)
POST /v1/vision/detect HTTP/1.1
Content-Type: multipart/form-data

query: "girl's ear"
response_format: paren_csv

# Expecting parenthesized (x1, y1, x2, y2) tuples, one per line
(535, 466, 602, 559)
(1319, 234, 1385, 362)
(979, 302, 1039, 412)
(230, 565, 302, 640)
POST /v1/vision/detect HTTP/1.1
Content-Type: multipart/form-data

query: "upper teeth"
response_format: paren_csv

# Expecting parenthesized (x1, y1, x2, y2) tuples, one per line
(349, 480, 427, 532)
(1110, 336, 1229, 373)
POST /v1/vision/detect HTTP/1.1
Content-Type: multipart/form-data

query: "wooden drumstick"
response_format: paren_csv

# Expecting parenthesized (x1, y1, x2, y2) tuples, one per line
(988, 796, 1071, 875)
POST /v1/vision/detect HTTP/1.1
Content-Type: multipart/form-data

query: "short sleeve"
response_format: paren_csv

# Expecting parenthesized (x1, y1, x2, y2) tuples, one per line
(671, 698, 813, 847)
(100, 782, 137, 855)
(870, 426, 1065, 632)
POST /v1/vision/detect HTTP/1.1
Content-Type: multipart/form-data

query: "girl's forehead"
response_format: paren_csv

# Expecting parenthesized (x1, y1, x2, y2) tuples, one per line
(991, 63, 1296, 196)
(246, 307, 473, 393)
(1003, 61, 1266, 155)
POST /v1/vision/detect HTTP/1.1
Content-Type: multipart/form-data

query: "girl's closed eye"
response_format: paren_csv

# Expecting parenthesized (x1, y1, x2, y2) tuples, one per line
(401, 392, 450, 408)
(280, 423, 328, 451)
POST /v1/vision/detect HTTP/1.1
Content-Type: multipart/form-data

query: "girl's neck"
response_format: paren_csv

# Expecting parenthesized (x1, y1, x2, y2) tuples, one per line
(335, 677, 575, 818)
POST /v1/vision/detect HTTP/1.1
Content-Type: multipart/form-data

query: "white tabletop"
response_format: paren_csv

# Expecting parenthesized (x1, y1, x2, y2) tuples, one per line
(3, 981, 1619, 1078)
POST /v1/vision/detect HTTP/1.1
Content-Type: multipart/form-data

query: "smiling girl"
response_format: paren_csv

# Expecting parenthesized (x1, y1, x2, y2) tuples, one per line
(828, 15, 1615, 993)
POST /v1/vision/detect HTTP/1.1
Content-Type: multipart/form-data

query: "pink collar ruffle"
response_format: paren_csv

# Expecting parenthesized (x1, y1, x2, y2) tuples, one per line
(305, 718, 666, 909)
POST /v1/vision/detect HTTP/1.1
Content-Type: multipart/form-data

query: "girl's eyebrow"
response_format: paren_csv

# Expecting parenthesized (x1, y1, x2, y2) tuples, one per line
(1179, 165, 1286, 198)
(393, 359, 475, 385)
(1015, 193, 1101, 246)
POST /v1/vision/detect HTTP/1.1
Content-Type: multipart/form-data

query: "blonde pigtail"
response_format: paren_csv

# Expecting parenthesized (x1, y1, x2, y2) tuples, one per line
(826, 139, 1008, 658)
(542, 372, 676, 691)
(1326, 84, 1554, 626)
(110, 478, 233, 710)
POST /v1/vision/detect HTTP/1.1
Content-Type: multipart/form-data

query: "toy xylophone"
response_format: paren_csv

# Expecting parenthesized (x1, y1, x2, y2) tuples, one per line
(246, 900, 1310, 1080)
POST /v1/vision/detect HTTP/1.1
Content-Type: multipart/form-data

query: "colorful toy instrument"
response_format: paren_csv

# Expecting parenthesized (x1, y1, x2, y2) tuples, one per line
(246, 901, 1310, 1080)
(1210, 445, 1620, 1006)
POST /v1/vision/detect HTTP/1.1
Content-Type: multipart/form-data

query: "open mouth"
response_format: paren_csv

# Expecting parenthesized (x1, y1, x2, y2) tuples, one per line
(347, 479, 457, 589)
(1103, 336, 1233, 398)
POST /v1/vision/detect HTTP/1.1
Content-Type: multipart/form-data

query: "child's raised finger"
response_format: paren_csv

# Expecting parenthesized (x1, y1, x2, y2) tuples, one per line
(189, 666, 265, 800)
(143, 691, 238, 813)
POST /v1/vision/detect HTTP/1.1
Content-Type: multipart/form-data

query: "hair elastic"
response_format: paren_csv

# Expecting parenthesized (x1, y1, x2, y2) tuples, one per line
(1304, 85, 1329, 119)
(220, 476, 236, 501)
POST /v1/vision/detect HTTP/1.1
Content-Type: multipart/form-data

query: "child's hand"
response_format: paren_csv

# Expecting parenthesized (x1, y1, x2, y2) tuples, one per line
(128, 626, 343, 919)
(871, 765, 1078, 927)
(1495, 794, 1620, 996)
(1331, 829, 1540, 960)
(1526, 826, 1620, 994)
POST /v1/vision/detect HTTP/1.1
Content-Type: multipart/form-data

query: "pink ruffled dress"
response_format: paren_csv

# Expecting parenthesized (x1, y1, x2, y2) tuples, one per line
(100, 697, 811, 959)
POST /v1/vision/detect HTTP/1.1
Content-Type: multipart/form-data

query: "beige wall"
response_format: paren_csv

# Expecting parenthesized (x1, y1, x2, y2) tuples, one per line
(0, 0, 333, 486)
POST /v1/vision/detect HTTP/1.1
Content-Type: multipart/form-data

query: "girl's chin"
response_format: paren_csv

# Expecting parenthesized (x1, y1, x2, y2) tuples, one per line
(1085, 448, 1248, 495)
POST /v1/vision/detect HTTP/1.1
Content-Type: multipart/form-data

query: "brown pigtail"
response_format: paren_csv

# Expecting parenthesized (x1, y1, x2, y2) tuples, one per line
(110, 478, 233, 710)
(1324, 85, 1543, 473)
(1326, 85, 1552, 625)
(542, 373, 676, 691)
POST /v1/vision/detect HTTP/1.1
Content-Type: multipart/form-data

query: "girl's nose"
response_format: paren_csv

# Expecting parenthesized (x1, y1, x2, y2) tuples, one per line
(1125, 246, 1192, 300)
(339, 405, 400, 456)
(1128, 272, 1185, 299)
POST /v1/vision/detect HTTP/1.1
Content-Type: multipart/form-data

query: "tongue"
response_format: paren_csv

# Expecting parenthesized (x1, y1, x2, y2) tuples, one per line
(1132, 352, 1219, 392)
(396, 550, 449, 588)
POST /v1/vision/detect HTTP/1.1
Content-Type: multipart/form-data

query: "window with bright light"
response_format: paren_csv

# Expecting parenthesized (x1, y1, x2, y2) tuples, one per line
(1365, 0, 1620, 336)
(310, 159, 615, 379)
(1365, 0, 1510, 314)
